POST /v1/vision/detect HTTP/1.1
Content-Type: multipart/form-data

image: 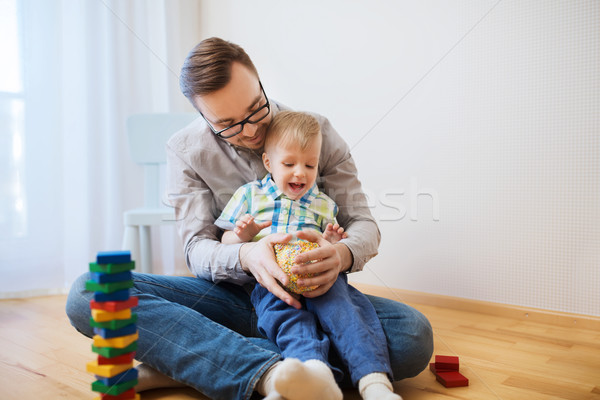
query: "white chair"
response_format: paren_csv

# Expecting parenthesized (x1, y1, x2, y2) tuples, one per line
(122, 112, 197, 273)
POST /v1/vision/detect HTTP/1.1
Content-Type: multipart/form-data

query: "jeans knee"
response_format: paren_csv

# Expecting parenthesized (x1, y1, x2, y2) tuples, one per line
(65, 272, 93, 337)
(382, 304, 434, 380)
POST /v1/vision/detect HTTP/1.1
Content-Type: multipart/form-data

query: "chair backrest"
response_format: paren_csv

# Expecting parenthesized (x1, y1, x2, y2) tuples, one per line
(126, 112, 198, 208)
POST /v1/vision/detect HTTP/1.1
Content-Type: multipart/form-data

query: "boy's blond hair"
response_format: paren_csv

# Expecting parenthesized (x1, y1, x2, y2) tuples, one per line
(264, 111, 321, 152)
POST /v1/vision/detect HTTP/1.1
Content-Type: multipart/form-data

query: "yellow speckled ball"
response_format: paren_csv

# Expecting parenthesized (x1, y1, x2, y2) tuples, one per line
(274, 240, 319, 294)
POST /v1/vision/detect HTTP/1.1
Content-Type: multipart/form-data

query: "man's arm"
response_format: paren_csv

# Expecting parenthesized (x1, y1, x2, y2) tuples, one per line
(166, 141, 253, 285)
(316, 115, 381, 273)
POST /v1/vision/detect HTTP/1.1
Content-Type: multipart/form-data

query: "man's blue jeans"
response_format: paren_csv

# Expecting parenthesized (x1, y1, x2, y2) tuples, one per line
(66, 272, 433, 400)
(252, 273, 393, 386)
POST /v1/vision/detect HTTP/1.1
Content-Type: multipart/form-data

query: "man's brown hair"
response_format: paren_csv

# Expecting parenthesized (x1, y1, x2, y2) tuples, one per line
(180, 37, 258, 103)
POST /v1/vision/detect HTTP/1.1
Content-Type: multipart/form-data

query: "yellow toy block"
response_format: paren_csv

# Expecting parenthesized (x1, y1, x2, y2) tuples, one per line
(86, 360, 133, 377)
(93, 332, 139, 349)
(91, 308, 132, 322)
(94, 396, 140, 400)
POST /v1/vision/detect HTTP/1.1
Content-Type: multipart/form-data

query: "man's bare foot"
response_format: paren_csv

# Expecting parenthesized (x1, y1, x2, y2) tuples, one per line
(136, 363, 186, 392)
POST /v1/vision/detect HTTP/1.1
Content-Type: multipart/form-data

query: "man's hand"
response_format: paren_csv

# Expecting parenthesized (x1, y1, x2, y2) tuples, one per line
(291, 229, 352, 298)
(239, 232, 302, 309)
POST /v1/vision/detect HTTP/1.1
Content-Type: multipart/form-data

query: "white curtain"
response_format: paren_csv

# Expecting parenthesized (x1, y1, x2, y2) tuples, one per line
(0, 0, 201, 297)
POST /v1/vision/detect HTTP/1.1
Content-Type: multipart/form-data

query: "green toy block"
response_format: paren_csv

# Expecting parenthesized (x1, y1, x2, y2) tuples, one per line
(89, 261, 135, 274)
(92, 342, 138, 358)
(86, 280, 133, 294)
(90, 314, 138, 330)
(92, 378, 138, 395)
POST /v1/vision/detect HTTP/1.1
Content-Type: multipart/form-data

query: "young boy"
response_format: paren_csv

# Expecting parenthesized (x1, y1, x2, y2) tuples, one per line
(216, 111, 402, 400)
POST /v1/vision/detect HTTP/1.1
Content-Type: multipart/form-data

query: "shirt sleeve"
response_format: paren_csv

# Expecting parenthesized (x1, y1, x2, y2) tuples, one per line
(214, 185, 250, 232)
(166, 142, 254, 285)
(316, 115, 381, 273)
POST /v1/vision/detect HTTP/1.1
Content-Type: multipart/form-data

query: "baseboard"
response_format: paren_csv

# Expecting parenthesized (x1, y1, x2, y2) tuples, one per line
(351, 282, 600, 330)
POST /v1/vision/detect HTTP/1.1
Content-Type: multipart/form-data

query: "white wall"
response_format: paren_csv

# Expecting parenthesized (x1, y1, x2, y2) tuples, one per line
(195, 1, 599, 316)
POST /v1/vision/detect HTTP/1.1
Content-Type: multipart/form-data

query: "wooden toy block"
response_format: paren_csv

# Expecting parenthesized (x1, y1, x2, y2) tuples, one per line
(92, 378, 138, 395)
(95, 368, 138, 386)
(90, 297, 139, 312)
(92, 308, 132, 322)
(93, 332, 139, 349)
(86, 280, 134, 294)
(90, 314, 138, 330)
(435, 371, 469, 388)
(90, 261, 135, 274)
(86, 360, 133, 377)
(97, 251, 132, 264)
(430, 362, 454, 374)
(435, 355, 459, 371)
(94, 324, 137, 339)
(93, 289, 130, 302)
(97, 352, 136, 365)
(92, 342, 138, 358)
(90, 271, 133, 284)
(94, 390, 140, 400)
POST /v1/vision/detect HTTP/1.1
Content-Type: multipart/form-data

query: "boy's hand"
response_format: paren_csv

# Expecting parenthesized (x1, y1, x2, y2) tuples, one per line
(322, 223, 348, 244)
(234, 214, 272, 242)
(291, 229, 351, 297)
(239, 233, 302, 309)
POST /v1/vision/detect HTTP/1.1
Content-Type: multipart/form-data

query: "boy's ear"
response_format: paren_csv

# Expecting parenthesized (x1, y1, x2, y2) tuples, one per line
(262, 153, 271, 172)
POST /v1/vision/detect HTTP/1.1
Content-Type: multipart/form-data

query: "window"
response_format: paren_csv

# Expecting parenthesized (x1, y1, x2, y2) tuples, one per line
(0, 0, 26, 239)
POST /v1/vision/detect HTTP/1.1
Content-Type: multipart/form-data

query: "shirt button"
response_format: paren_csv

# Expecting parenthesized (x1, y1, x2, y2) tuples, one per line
(281, 209, 288, 215)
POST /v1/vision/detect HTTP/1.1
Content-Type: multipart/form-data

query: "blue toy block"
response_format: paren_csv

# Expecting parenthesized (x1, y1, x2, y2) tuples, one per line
(96, 250, 131, 265)
(90, 271, 133, 284)
(93, 289, 130, 302)
(95, 368, 138, 386)
(93, 323, 137, 339)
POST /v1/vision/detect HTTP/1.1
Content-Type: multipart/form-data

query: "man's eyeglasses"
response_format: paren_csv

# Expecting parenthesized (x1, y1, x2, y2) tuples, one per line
(199, 81, 270, 139)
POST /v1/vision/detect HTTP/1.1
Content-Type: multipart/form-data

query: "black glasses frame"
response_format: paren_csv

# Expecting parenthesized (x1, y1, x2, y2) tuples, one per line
(199, 81, 270, 139)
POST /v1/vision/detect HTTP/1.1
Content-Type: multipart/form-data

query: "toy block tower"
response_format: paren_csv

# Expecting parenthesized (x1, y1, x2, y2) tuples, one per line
(85, 250, 140, 400)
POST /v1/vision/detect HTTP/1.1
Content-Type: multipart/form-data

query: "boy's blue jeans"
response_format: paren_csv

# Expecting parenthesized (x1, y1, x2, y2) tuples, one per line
(252, 273, 393, 386)
(66, 272, 433, 400)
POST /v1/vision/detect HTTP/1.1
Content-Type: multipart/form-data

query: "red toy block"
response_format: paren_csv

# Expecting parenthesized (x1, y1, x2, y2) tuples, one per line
(436, 371, 469, 388)
(430, 362, 451, 374)
(96, 388, 138, 399)
(97, 352, 136, 365)
(90, 297, 139, 312)
(435, 355, 459, 371)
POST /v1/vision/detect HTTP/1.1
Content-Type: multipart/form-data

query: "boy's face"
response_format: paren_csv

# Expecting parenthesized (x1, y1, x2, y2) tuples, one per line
(262, 138, 321, 200)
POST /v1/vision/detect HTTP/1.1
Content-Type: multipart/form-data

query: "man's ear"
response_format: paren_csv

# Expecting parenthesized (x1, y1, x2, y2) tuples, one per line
(262, 152, 271, 172)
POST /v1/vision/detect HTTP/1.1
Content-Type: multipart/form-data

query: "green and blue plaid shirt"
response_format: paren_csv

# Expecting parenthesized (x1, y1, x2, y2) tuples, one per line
(215, 174, 338, 241)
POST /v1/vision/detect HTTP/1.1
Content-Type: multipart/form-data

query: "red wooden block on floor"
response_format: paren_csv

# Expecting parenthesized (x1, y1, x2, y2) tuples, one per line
(429, 362, 453, 374)
(90, 297, 139, 312)
(97, 388, 137, 399)
(435, 355, 459, 371)
(436, 371, 469, 388)
(97, 352, 136, 365)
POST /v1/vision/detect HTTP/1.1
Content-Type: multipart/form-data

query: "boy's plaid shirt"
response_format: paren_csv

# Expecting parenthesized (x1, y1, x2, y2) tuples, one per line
(215, 174, 338, 240)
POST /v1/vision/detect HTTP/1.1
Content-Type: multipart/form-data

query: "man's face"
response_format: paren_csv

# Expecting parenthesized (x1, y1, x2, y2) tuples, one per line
(193, 63, 272, 150)
(262, 138, 321, 200)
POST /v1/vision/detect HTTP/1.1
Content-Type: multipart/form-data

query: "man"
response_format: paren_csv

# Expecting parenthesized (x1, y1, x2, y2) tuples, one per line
(66, 37, 433, 400)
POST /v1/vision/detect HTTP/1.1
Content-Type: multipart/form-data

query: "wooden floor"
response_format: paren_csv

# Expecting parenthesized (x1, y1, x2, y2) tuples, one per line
(0, 289, 599, 400)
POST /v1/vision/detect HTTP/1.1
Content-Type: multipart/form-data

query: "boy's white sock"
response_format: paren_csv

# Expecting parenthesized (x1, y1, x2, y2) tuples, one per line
(358, 372, 403, 400)
(272, 358, 342, 400)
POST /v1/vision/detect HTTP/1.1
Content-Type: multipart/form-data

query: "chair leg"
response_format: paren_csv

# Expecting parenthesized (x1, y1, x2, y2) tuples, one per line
(122, 225, 140, 268)
(139, 225, 153, 274)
